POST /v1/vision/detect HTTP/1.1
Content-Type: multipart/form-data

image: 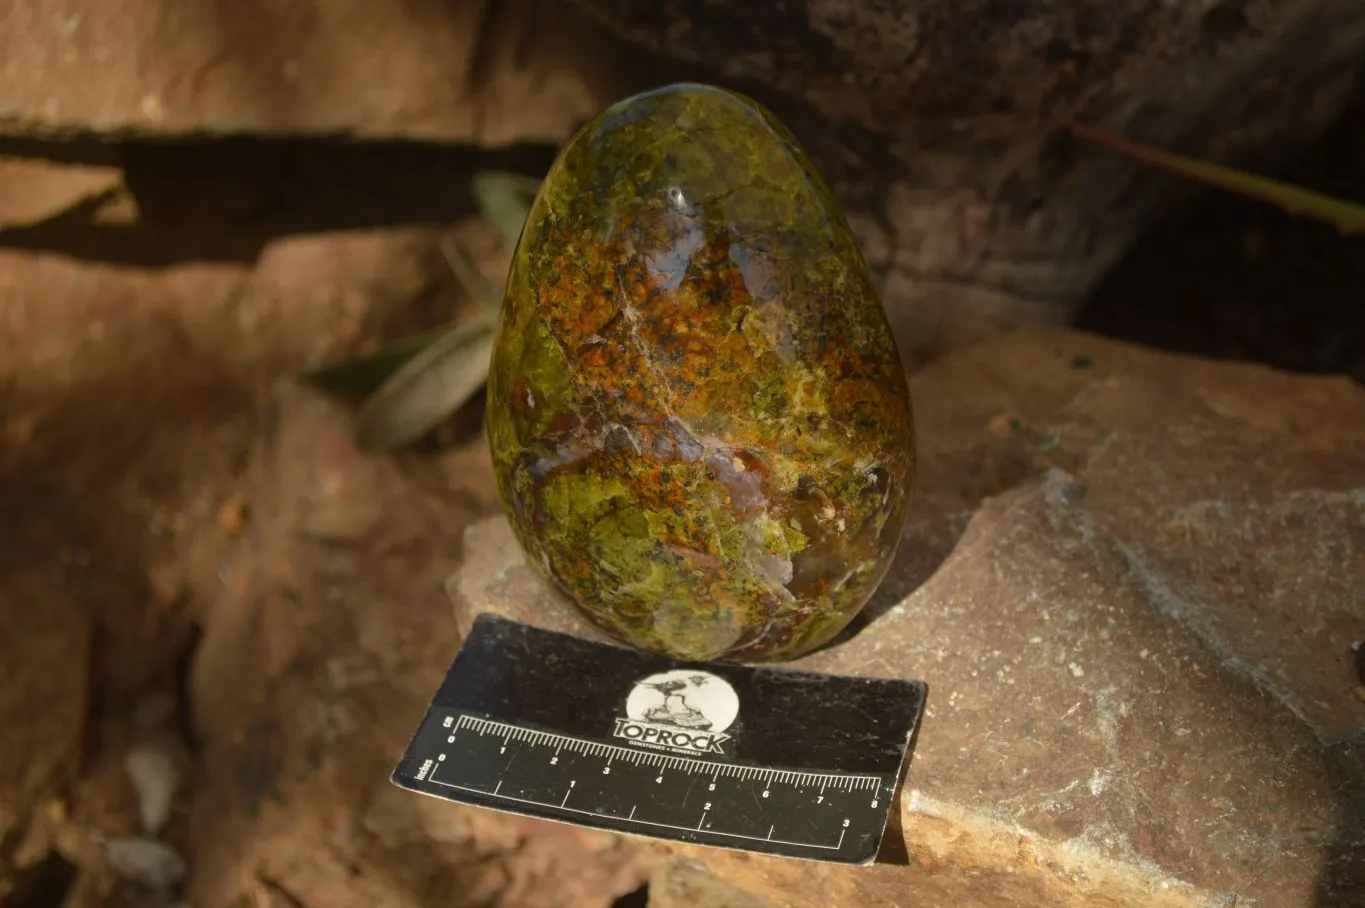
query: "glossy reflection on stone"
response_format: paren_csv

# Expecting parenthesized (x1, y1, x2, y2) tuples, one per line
(486, 83, 915, 662)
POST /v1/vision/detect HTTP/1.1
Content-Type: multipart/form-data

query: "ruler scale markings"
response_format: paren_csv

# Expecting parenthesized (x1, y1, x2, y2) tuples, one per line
(447, 715, 886, 790)
(428, 778, 847, 850)
(434, 711, 884, 848)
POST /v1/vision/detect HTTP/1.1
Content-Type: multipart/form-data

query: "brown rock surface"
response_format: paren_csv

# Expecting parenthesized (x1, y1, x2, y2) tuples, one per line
(0, 216, 540, 906)
(186, 382, 660, 908)
(0, 0, 624, 144)
(449, 327, 1365, 906)
(0, 574, 90, 900)
(648, 858, 774, 908)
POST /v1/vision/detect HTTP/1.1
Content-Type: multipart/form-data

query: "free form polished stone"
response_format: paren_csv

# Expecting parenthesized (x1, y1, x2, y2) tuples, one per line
(486, 83, 915, 662)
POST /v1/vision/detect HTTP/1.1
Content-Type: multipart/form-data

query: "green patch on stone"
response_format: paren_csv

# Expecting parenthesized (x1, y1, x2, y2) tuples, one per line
(541, 472, 632, 539)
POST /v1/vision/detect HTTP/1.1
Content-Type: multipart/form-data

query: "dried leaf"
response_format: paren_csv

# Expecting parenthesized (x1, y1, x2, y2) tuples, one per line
(1069, 123, 1365, 236)
(471, 171, 543, 247)
(353, 317, 496, 452)
(300, 169, 540, 451)
(437, 232, 498, 320)
(299, 325, 449, 400)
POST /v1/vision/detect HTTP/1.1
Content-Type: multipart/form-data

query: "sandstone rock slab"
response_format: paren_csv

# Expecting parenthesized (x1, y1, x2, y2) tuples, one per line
(449, 327, 1365, 906)
(0, 0, 622, 144)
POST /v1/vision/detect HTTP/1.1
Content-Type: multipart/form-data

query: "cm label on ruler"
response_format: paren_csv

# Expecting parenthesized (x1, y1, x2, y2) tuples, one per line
(393, 617, 925, 864)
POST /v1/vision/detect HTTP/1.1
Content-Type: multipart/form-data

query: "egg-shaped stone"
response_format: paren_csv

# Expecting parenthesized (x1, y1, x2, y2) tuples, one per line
(486, 83, 915, 662)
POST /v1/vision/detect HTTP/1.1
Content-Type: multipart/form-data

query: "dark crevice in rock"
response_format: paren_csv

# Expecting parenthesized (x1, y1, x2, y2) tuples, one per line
(609, 882, 650, 908)
(0, 133, 561, 267)
(1199, 0, 1253, 50)
(0, 852, 78, 908)
(1075, 66, 1365, 384)
(172, 622, 206, 757)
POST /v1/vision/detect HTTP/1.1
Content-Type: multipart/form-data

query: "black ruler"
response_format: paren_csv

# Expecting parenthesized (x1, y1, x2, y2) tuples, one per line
(392, 614, 927, 864)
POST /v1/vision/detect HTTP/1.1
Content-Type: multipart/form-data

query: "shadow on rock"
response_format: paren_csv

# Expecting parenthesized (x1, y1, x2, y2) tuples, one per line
(821, 509, 976, 653)
(0, 135, 559, 267)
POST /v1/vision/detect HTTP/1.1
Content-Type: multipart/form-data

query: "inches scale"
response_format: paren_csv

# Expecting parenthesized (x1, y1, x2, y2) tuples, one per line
(391, 615, 927, 864)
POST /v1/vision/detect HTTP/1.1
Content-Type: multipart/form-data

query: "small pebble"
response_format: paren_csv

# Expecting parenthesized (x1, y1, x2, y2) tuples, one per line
(986, 414, 1017, 439)
(105, 837, 186, 889)
(217, 496, 246, 534)
(125, 740, 183, 835)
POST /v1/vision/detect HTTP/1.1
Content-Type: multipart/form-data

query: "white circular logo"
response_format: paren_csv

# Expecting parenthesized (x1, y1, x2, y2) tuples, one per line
(625, 670, 739, 734)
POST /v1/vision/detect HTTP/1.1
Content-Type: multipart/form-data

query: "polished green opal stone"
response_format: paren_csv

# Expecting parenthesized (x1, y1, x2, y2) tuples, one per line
(486, 83, 915, 662)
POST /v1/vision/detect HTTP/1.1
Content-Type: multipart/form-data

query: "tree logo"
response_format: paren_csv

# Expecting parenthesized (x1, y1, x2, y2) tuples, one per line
(613, 670, 739, 755)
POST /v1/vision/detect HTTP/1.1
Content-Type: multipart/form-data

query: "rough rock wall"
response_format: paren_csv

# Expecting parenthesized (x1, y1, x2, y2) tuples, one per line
(572, 0, 1365, 362)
